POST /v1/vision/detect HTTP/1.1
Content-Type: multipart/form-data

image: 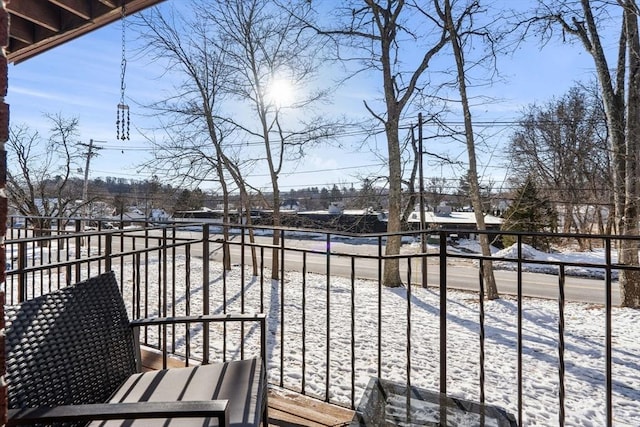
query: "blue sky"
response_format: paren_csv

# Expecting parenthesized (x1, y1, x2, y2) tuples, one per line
(7, 1, 599, 195)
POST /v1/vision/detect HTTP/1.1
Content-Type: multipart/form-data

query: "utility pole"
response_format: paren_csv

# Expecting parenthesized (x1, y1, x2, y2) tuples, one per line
(78, 139, 105, 228)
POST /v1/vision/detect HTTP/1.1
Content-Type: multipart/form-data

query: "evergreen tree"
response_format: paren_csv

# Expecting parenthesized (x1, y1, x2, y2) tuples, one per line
(330, 184, 342, 202)
(501, 177, 557, 250)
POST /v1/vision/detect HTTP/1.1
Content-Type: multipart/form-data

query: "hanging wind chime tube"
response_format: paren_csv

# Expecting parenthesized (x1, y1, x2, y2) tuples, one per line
(117, 0, 130, 141)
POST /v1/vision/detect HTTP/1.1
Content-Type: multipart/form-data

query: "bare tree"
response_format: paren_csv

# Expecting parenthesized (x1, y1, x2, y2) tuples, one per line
(527, 0, 640, 307)
(298, 0, 450, 287)
(135, 6, 257, 273)
(425, 177, 449, 209)
(137, 1, 338, 279)
(7, 114, 85, 244)
(198, 0, 339, 279)
(431, 0, 499, 298)
(508, 84, 611, 240)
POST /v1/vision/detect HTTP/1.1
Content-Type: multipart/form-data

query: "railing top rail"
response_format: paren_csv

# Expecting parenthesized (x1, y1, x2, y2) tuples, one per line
(5, 224, 203, 245)
(9, 214, 640, 241)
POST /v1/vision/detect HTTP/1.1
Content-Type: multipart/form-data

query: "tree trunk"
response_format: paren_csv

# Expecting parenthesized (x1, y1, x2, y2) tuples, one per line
(238, 189, 258, 277)
(384, 122, 403, 287)
(379, 8, 404, 288)
(442, 0, 498, 299)
(271, 186, 281, 281)
(566, 0, 640, 307)
(620, 2, 640, 307)
(216, 161, 232, 272)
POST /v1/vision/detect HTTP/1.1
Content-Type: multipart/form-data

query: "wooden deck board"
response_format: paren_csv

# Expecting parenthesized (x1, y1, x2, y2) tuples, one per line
(268, 389, 354, 426)
(141, 349, 355, 426)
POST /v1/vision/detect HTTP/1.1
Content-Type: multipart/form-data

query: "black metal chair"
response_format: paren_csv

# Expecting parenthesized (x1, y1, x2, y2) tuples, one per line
(5, 271, 268, 426)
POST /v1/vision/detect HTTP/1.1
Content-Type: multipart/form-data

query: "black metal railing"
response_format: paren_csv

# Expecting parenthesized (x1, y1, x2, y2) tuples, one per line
(4, 216, 638, 426)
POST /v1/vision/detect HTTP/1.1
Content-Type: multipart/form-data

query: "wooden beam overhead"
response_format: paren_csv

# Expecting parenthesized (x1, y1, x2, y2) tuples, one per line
(97, 0, 120, 8)
(7, 0, 166, 64)
(6, 15, 34, 45)
(8, 1, 61, 32)
(49, 0, 93, 20)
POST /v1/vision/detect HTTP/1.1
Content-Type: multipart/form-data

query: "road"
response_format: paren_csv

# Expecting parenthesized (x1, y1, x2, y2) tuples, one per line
(110, 230, 619, 306)
(196, 233, 620, 306)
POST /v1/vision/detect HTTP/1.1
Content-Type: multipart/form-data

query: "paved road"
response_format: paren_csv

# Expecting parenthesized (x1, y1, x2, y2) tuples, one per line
(112, 230, 619, 305)
(199, 233, 620, 306)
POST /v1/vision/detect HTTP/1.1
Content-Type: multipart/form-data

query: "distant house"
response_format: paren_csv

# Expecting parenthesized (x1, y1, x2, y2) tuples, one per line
(281, 199, 302, 212)
(405, 208, 503, 237)
(100, 207, 147, 227)
(149, 208, 170, 222)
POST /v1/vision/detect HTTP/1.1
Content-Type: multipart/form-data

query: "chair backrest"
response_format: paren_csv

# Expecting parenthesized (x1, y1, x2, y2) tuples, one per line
(5, 271, 139, 409)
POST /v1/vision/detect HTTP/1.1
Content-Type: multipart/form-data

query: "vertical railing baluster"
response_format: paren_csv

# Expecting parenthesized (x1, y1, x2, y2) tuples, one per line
(558, 264, 566, 427)
(119, 223, 125, 288)
(325, 233, 331, 402)
(240, 228, 246, 360)
(133, 250, 139, 320)
(260, 246, 265, 313)
(406, 256, 413, 424)
(605, 237, 613, 427)
(377, 235, 383, 378)
(162, 228, 168, 318)
(439, 230, 447, 395)
(74, 220, 81, 282)
(517, 235, 524, 426)
(185, 244, 191, 366)
(222, 227, 228, 363)
(162, 323, 167, 369)
(17, 241, 26, 302)
(202, 225, 210, 364)
(171, 228, 176, 354)
(407, 257, 412, 391)
(56, 231, 62, 289)
(144, 226, 149, 334)
(105, 233, 112, 272)
(39, 234, 44, 290)
(479, 258, 486, 410)
(241, 227, 246, 312)
(302, 251, 307, 395)
(439, 231, 448, 426)
(157, 236, 163, 360)
(280, 231, 286, 388)
(98, 226, 103, 273)
(350, 256, 356, 409)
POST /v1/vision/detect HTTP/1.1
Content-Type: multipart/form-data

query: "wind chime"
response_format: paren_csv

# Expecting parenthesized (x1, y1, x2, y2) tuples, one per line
(116, 0, 130, 141)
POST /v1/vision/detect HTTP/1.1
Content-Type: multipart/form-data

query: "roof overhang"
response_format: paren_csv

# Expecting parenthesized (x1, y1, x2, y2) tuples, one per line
(7, 0, 165, 64)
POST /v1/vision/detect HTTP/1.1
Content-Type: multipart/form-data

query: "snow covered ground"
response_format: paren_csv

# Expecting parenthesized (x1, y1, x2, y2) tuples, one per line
(8, 232, 640, 426)
(112, 239, 639, 427)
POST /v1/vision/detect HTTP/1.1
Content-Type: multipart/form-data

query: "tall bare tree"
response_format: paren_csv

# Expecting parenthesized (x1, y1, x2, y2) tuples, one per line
(436, 0, 499, 298)
(7, 114, 85, 244)
(138, 0, 337, 279)
(135, 6, 257, 273)
(528, 0, 640, 307)
(298, 0, 450, 287)
(199, 0, 338, 279)
(508, 85, 611, 238)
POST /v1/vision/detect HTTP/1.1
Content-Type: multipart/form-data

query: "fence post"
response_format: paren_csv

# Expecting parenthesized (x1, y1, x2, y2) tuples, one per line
(74, 220, 82, 282)
(439, 230, 447, 395)
(17, 241, 26, 302)
(202, 225, 210, 364)
(105, 233, 112, 272)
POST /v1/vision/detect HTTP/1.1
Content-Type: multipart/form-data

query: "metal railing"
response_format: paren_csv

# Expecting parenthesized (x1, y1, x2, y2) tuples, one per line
(4, 216, 638, 426)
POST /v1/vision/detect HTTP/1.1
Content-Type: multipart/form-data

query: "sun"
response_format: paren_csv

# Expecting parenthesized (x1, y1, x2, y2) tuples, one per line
(266, 78, 295, 108)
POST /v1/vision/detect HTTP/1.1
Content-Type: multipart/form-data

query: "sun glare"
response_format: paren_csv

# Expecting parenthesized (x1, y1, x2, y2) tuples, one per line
(267, 78, 295, 107)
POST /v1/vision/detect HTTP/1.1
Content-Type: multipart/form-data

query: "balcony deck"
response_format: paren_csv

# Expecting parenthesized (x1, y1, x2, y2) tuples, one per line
(8, 220, 635, 426)
(141, 348, 355, 427)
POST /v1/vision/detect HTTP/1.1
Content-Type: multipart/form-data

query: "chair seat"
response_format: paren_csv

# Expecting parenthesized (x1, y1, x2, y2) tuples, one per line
(90, 358, 266, 427)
